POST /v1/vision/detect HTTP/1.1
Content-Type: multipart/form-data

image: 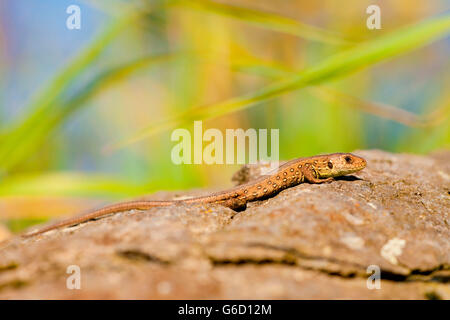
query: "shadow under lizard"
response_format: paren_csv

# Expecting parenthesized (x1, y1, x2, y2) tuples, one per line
(24, 153, 366, 238)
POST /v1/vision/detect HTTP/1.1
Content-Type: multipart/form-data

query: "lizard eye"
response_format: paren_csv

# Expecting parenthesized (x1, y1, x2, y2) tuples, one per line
(327, 161, 333, 169)
(344, 156, 352, 163)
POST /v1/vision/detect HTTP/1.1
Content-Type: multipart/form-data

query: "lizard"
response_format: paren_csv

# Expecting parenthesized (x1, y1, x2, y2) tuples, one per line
(23, 153, 366, 238)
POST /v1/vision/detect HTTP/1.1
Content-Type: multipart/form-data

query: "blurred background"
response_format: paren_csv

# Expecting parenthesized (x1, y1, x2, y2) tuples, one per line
(0, 0, 449, 234)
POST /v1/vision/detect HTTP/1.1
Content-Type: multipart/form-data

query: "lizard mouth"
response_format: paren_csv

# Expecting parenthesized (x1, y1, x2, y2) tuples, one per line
(350, 155, 367, 171)
(357, 158, 367, 170)
(351, 163, 366, 172)
(342, 159, 366, 175)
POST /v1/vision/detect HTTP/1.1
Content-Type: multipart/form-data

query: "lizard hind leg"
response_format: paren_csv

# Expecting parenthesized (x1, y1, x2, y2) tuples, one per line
(222, 198, 247, 211)
(302, 167, 333, 184)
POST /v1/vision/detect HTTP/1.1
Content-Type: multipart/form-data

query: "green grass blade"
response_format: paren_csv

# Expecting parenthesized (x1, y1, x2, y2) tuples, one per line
(309, 86, 442, 127)
(2, 17, 128, 133)
(171, 0, 352, 45)
(229, 52, 447, 128)
(0, 53, 173, 173)
(108, 16, 450, 151)
(0, 172, 151, 197)
(0, 13, 142, 174)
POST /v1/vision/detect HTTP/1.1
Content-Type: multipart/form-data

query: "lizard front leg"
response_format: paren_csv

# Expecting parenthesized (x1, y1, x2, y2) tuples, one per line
(302, 167, 333, 184)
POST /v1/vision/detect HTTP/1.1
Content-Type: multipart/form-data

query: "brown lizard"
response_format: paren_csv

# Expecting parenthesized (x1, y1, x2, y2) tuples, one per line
(24, 153, 366, 238)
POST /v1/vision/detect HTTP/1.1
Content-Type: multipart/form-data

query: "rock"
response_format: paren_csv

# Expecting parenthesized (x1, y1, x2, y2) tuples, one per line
(0, 225, 12, 243)
(0, 150, 448, 299)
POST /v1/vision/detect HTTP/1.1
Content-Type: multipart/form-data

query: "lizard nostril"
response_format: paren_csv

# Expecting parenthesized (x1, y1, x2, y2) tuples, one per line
(345, 156, 352, 163)
(327, 161, 333, 169)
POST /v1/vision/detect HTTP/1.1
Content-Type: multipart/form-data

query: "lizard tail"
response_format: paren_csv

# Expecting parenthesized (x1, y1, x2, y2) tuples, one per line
(23, 200, 176, 238)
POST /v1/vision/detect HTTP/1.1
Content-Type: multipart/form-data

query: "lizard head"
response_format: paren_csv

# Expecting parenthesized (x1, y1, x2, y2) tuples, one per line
(316, 153, 366, 178)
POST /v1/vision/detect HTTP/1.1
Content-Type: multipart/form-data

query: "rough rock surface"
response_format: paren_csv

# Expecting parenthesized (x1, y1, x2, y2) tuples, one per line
(0, 150, 448, 299)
